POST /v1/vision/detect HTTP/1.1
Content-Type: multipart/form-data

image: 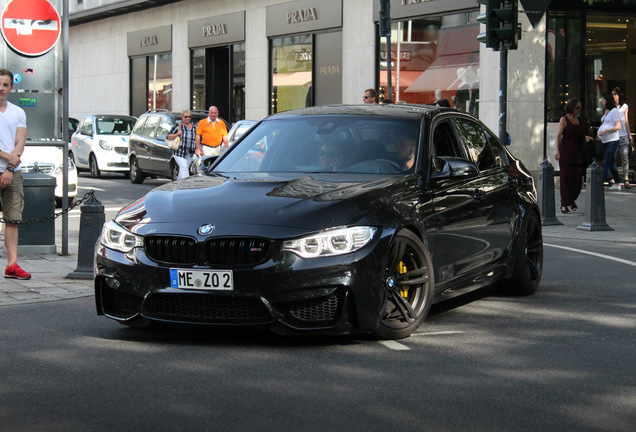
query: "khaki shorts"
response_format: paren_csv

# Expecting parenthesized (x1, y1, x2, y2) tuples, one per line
(201, 144, 224, 157)
(0, 169, 25, 222)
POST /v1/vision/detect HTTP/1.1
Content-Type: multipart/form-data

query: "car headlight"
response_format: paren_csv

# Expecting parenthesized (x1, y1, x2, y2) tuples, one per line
(99, 140, 112, 150)
(283, 226, 377, 258)
(53, 158, 76, 176)
(100, 221, 143, 253)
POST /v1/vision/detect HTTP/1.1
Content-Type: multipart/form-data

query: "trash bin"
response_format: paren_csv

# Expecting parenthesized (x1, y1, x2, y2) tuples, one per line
(18, 170, 56, 254)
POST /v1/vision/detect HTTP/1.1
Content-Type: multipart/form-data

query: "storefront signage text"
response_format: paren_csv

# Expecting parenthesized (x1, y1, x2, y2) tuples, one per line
(401, 0, 433, 5)
(319, 65, 340, 76)
(140, 35, 158, 47)
(287, 8, 318, 24)
(203, 23, 227, 37)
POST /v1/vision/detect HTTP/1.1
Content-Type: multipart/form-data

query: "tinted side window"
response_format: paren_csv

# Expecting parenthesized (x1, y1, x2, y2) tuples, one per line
(454, 118, 494, 171)
(156, 117, 174, 140)
(484, 129, 508, 168)
(141, 115, 161, 139)
(132, 117, 147, 134)
(431, 120, 462, 173)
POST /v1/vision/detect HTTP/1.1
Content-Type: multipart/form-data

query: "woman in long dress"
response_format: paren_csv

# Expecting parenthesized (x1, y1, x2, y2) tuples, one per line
(555, 98, 592, 214)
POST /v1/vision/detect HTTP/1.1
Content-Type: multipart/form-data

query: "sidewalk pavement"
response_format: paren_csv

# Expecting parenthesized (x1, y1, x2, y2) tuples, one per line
(1, 184, 634, 307)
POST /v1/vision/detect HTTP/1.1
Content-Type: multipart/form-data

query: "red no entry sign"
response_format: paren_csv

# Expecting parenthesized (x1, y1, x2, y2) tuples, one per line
(1, 0, 61, 57)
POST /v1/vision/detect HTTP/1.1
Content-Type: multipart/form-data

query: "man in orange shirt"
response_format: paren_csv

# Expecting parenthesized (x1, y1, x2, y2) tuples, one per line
(195, 106, 228, 157)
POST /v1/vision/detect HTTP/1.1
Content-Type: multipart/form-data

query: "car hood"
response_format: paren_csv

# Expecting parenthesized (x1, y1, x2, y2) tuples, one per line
(21, 146, 64, 164)
(116, 173, 410, 237)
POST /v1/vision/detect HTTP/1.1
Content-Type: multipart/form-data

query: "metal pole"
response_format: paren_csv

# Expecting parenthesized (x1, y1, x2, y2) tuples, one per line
(62, 0, 69, 255)
(386, 35, 392, 101)
(499, 42, 507, 143)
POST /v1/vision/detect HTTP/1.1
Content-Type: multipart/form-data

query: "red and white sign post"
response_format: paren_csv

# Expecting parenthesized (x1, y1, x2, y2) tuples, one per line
(1, 0, 61, 57)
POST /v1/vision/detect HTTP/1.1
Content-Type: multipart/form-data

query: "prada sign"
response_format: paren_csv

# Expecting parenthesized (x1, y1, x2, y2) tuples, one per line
(267, 0, 342, 37)
(189, 12, 245, 48)
(127, 26, 172, 57)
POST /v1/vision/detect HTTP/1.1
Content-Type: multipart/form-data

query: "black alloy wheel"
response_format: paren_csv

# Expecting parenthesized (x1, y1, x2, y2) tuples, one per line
(129, 157, 145, 184)
(494, 211, 543, 296)
(89, 154, 100, 178)
(374, 229, 434, 340)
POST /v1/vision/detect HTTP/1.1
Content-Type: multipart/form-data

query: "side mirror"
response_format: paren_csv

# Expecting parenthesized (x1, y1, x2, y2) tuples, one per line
(430, 156, 479, 179)
(190, 155, 218, 175)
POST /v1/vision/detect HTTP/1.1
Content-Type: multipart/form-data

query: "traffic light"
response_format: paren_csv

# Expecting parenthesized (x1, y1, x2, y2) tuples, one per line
(476, 0, 520, 50)
(491, 0, 519, 49)
(379, 0, 391, 37)
(477, 0, 500, 50)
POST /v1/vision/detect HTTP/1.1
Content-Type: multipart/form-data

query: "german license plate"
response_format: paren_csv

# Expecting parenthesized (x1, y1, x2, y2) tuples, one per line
(170, 269, 233, 290)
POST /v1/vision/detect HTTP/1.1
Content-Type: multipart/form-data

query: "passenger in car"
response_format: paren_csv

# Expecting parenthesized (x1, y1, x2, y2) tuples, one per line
(318, 141, 345, 172)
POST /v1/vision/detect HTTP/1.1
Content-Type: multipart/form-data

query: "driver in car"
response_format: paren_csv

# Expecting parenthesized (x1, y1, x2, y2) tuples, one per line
(318, 141, 345, 172)
(394, 130, 417, 171)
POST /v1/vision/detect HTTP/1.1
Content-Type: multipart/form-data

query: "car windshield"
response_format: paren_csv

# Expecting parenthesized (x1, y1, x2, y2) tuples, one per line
(95, 117, 136, 135)
(214, 116, 421, 175)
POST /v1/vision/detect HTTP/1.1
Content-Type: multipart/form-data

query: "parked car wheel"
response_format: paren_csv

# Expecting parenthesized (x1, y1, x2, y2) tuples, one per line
(129, 157, 145, 184)
(373, 229, 434, 340)
(89, 154, 101, 178)
(494, 211, 543, 296)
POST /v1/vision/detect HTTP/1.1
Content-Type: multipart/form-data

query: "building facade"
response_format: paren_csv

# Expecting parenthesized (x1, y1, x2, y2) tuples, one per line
(65, 0, 636, 172)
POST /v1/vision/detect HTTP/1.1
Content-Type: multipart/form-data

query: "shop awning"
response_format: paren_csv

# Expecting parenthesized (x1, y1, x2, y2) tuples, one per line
(404, 53, 479, 93)
(272, 71, 312, 87)
(379, 70, 422, 88)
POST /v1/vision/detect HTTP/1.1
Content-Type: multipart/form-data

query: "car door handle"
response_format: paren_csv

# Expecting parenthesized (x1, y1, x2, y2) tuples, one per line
(473, 189, 485, 200)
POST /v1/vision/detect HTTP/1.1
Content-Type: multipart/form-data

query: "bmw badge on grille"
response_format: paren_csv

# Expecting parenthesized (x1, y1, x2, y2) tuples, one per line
(198, 224, 215, 235)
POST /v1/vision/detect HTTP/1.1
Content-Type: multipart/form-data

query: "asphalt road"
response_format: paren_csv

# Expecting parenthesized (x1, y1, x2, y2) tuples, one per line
(1, 236, 635, 432)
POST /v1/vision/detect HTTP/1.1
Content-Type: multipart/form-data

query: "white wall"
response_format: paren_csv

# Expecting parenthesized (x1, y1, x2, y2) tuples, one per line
(478, 11, 547, 172)
(342, 0, 375, 104)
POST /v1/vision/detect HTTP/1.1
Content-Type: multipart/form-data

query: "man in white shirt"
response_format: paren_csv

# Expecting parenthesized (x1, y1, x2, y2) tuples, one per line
(0, 68, 31, 280)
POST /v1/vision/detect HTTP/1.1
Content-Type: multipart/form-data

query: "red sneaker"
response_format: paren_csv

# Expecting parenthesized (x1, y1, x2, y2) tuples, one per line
(5, 263, 31, 280)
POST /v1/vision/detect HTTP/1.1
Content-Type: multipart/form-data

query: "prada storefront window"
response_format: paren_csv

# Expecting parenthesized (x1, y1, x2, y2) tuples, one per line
(547, 11, 636, 132)
(148, 53, 173, 111)
(192, 48, 205, 110)
(271, 34, 313, 114)
(379, 11, 479, 116)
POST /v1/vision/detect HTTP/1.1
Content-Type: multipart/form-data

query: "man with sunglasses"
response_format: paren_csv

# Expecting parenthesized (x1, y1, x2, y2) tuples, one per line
(363, 89, 378, 104)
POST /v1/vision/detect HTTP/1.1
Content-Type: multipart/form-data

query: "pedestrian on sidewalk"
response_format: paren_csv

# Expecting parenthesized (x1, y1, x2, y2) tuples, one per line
(612, 87, 632, 189)
(555, 97, 593, 214)
(195, 106, 228, 158)
(0, 68, 31, 280)
(598, 92, 623, 191)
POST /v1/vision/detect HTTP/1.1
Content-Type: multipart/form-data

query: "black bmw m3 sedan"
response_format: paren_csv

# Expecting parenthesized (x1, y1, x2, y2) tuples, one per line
(95, 103, 543, 339)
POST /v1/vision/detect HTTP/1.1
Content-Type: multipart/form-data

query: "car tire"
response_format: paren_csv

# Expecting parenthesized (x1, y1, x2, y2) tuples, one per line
(129, 157, 145, 184)
(89, 154, 100, 178)
(494, 211, 543, 296)
(373, 229, 434, 340)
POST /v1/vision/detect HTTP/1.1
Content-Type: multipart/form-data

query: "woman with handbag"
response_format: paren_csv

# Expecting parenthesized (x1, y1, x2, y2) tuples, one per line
(555, 98, 593, 214)
(598, 92, 623, 191)
(612, 87, 632, 188)
(166, 109, 197, 180)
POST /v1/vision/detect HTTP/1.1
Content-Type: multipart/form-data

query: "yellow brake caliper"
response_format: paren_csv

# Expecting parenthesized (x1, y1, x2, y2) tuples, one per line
(399, 261, 409, 298)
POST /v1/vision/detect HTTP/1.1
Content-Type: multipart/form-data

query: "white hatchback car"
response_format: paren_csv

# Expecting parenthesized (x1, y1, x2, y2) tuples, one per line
(21, 145, 79, 206)
(71, 115, 137, 178)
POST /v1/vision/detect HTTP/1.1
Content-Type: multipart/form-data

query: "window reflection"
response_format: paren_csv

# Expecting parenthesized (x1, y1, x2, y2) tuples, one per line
(379, 12, 480, 116)
(271, 34, 313, 114)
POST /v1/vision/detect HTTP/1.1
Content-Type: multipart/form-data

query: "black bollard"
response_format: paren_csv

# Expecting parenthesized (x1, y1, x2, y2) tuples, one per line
(67, 192, 105, 279)
(578, 161, 613, 231)
(537, 158, 563, 226)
